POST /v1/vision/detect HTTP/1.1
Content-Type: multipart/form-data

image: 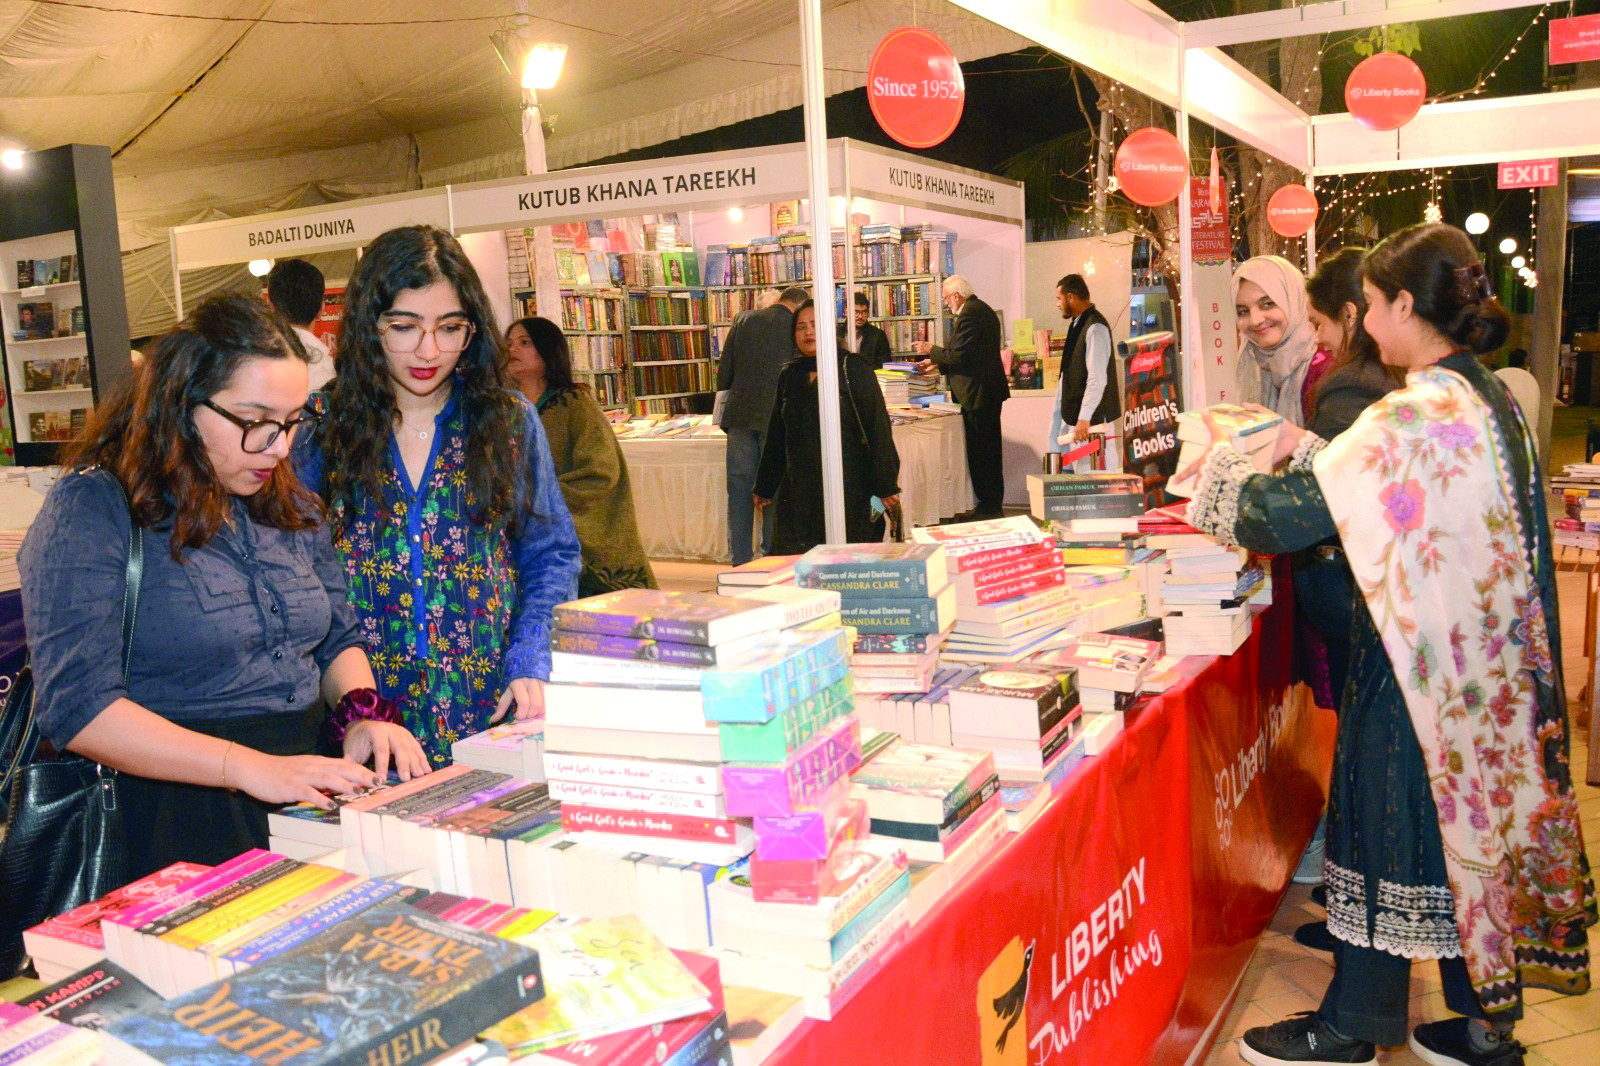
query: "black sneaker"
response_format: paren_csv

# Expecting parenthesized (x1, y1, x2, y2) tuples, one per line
(1240, 1012, 1375, 1066)
(1409, 1019, 1525, 1066)
(1292, 920, 1335, 953)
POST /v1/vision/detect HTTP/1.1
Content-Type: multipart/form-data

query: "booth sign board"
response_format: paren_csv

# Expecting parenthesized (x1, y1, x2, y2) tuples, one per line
(172, 188, 452, 270)
(1497, 159, 1560, 190)
(847, 141, 1023, 225)
(450, 144, 826, 234)
(1550, 14, 1600, 65)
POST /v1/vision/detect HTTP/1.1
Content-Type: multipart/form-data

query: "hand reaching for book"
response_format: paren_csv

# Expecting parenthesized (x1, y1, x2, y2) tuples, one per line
(342, 720, 429, 781)
(229, 749, 382, 810)
(491, 676, 545, 723)
(1239, 403, 1306, 465)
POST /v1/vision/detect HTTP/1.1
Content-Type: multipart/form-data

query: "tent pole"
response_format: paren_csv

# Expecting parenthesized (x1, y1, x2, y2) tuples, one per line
(799, 0, 847, 544)
(1176, 51, 1200, 412)
(170, 229, 184, 320)
(522, 88, 561, 336)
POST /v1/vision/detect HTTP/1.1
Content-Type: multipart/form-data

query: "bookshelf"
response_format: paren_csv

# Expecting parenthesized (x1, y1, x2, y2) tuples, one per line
(510, 285, 629, 409)
(627, 288, 710, 416)
(0, 145, 133, 465)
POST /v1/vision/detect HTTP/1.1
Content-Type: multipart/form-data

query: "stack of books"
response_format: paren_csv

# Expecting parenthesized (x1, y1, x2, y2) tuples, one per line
(716, 554, 801, 595)
(908, 518, 1076, 662)
(795, 544, 953, 695)
(452, 718, 548, 783)
(946, 664, 1085, 784)
(96, 848, 555, 998)
(1027, 633, 1160, 753)
(1556, 487, 1600, 551)
(853, 663, 977, 746)
(1162, 544, 1266, 655)
(337, 766, 563, 907)
(101, 901, 546, 1066)
(873, 365, 911, 405)
(22, 862, 211, 982)
(849, 739, 1005, 871)
(1026, 472, 1145, 525)
(706, 847, 910, 1020)
(1548, 461, 1600, 496)
(1166, 404, 1283, 497)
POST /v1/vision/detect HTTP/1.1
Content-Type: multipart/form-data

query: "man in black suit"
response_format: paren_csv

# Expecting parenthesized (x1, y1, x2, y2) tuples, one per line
(913, 275, 1009, 519)
(839, 291, 893, 368)
(717, 285, 809, 563)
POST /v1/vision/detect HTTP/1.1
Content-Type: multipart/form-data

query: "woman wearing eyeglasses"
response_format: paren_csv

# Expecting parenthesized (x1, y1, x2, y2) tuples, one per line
(295, 226, 580, 768)
(17, 294, 429, 880)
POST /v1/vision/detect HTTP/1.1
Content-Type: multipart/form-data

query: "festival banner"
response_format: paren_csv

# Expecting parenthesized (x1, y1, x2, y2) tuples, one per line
(1120, 331, 1182, 507)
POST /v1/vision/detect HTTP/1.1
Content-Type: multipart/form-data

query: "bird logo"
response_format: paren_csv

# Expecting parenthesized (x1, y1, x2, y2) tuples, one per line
(977, 936, 1035, 1066)
(992, 940, 1036, 1053)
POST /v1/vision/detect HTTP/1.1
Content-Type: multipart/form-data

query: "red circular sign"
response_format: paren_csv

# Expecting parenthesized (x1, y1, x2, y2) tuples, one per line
(1113, 128, 1188, 207)
(1267, 184, 1319, 238)
(1344, 52, 1427, 131)
(867, 27, 965, 149)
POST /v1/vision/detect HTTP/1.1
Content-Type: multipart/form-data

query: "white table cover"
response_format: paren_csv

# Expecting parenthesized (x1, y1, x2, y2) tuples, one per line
(619, 413, 975, 562)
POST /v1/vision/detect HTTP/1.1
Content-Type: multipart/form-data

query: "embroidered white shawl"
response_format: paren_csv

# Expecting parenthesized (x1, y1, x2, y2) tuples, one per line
(1312, 365, 1591, 1007)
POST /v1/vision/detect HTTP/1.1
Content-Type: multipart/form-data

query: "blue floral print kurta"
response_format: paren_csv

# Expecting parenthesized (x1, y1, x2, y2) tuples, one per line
(297, 390, 580, 766)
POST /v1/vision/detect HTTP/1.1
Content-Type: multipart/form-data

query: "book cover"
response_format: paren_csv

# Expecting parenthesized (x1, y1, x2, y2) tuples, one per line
(559, 805, 752, 848)
(16, 259, 33, 287)
(18, 960, 163, 1030)
(482, 915, 711, 1055)
(1036, 492, 1146, 521)
(553, 590, 785, 647)
(17, 301, 55, 339)
(836, 585, 955, 634)
(955, 565, 1067, 608)
(103, 903, 544, 1066)
(1026, 472, 1144, 497)
(520, 950, 723, 1065)
(553, 629, 735, 668)
(794, 544, 948, 599)
(544, 752, 722, 794)
(908, 515, 1045, 550)
(716, 554, 799, 586)
(847, 740, 995, 824)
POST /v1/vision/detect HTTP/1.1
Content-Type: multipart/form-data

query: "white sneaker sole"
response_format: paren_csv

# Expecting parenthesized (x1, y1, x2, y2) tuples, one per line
(1239, 1040, 1375, 1066)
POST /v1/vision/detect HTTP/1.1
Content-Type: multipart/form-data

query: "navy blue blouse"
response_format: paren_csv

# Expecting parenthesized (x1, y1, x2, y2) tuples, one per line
(18, 470, 363, 750)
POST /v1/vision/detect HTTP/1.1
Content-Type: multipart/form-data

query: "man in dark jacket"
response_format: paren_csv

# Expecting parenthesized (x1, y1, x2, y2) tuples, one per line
(1051, 273, 1121, 469)
(913, 275, 1009, 518)
(839, 291, 893, 368)
(717, 285, 808, 563)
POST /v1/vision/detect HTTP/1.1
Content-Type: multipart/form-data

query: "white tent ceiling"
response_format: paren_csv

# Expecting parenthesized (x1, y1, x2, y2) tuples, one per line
(0, 0, 1028, 252)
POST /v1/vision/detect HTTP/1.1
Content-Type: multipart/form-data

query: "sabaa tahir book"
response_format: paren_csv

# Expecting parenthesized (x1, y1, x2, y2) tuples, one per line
(100, 902, 542, 1066)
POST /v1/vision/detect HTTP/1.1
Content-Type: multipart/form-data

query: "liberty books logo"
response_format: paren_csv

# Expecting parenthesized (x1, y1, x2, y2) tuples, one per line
(977, 937, 1035, 1066)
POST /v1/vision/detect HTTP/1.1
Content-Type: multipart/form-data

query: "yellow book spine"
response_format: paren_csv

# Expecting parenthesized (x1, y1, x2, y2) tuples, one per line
(164, 864, 337, 951)
(200, 870, 356, 958)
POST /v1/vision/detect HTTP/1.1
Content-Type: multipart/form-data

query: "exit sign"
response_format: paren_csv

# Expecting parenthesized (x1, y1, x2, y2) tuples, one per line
(1498, 159, 1559, 190)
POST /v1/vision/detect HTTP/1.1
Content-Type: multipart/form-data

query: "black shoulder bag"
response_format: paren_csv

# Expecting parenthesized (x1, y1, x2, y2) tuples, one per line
(0, 509, 142, 977)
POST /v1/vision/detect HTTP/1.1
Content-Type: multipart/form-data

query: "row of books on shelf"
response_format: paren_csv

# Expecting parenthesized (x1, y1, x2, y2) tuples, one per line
(27, 408, 88, 442)
(633, 330, 711, 362)
(634, 361, 714, 398)
(700, 227, 955, 288)
(566, 333, 625, 373)
(13, 254, 77, 288)
(8, 301, 84, 341)
(629, 292, 707, 327)
(20, 355, 89, 392)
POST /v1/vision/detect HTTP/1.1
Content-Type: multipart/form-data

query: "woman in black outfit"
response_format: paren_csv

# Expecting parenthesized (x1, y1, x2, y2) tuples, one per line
(754, 300, 901, 553)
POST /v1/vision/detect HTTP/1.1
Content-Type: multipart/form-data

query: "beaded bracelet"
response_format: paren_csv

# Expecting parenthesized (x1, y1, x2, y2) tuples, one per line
(326, 687, 404, 748)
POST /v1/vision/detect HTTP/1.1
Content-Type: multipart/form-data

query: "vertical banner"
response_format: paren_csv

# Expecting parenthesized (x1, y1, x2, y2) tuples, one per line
(1187, 178, 1238, 408)
(1120, 332, 1181, 507)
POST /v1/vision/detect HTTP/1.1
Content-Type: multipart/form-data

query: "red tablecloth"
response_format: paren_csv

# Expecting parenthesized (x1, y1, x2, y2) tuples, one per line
(769, 562, 1337, 1065)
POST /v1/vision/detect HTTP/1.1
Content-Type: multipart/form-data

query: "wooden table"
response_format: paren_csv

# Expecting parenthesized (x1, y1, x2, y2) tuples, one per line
(1553, 543, 1600, 786)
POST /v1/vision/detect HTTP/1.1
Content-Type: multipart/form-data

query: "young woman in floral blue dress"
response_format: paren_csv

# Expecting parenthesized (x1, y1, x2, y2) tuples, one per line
(297, 226, 580, 767)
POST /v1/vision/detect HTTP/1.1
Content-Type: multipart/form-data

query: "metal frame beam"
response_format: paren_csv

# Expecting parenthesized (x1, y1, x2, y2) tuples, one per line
(1182, 0, 1542, 49)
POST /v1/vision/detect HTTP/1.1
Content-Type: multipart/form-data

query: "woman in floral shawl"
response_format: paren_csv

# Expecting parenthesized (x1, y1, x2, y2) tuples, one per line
(1185, 223, 1594, 1066)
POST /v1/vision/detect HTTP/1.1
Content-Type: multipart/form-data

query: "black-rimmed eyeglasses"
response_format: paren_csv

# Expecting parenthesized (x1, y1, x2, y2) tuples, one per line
(198, 399, 320, 454)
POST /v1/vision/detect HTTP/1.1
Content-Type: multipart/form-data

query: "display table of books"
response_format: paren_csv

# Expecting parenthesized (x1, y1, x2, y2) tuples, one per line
(766, 571, 1333, 1065)
(616, 412, 974, 561)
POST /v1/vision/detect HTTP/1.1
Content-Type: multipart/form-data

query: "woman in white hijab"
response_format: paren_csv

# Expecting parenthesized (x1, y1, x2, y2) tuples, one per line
(1233, 255, 1320, 426)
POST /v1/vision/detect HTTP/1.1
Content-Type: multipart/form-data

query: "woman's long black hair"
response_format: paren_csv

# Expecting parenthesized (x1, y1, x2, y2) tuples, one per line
(318, 225, 525, 534)
(508, 316, 580, 394)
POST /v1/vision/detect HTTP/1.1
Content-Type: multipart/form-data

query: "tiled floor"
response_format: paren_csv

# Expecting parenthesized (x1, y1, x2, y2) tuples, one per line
(1203, 406, 1600, 1065)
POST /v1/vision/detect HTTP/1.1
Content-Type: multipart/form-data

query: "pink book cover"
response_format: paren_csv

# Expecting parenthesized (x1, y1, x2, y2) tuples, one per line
(106, 851, 280, 932)
(28, 862, 211, 949)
